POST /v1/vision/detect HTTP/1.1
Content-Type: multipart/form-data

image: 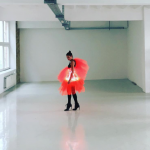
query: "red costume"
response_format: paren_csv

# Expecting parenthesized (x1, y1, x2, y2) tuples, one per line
(57, 58, 89, 95)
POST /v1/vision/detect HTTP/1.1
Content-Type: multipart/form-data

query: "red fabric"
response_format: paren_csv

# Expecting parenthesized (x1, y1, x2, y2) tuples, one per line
(57, 58, 89, 95)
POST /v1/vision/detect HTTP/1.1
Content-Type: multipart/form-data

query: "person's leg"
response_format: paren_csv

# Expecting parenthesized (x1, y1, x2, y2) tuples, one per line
(67, 95, 71, 104)
(64, 86, 72, 111)
(64, 94, 72, 111)
(67, 85, 72, 104)
(71, 86, 80, 110)
(72, 93, 78, 104)
(71, 86, 77, 102)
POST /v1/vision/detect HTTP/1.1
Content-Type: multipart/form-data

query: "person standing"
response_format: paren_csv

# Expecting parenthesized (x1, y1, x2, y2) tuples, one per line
(57, 51, 89, 111)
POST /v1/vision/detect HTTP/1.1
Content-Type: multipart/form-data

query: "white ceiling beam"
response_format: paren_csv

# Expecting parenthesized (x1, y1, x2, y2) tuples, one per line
(17, 21, 63, 28)
(65, 6, 143, 21)
(0, 4, 58, 21)
(0, 0, 150, 5)
(0, 0, 43, 4)
(58, 0, 150, 5)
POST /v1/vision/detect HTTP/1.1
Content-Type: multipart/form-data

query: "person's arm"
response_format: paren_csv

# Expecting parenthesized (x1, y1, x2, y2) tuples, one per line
(68, 60, 75, 84)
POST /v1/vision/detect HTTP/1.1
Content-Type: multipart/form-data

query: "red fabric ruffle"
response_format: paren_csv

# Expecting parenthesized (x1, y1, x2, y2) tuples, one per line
(57, 58, 89, 95)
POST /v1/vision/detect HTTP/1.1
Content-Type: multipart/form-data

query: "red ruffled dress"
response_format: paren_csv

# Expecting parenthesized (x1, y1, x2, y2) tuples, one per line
(57, 58, 89, 95)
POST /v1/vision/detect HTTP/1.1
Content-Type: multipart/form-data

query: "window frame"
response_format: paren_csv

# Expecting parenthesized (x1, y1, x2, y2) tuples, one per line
(0, 21, 10, 72)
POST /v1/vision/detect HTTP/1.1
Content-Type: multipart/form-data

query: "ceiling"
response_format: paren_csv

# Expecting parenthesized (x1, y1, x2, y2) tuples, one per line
(0, 4, 149, 21)
(0, 0, 150, 5)
(0, 0, 149, 28)
(0, 4, 58, 21)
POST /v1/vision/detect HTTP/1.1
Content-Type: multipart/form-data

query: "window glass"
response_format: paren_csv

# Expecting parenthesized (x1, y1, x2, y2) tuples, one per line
(0, 46, 3, 69)
(4, 47, 9, 68)
(4, 21, 9, 42)
(0, 21, 3, 42)
(0, 21, 10, 72)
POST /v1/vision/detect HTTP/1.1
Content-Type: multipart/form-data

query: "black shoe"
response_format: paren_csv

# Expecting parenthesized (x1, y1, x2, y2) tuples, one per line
(73, 103, 80, 111)
(64, 103, 72, 111)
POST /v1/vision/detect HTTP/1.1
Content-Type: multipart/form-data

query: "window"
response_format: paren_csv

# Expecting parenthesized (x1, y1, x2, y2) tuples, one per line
(0, 21, 10, 72)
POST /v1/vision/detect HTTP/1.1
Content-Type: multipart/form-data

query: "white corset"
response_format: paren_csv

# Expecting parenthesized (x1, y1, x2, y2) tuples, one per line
(65, 68, 79, 81)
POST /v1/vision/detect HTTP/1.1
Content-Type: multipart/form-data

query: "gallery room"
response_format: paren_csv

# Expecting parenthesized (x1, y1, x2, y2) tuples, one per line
(0, 0, 150, 150)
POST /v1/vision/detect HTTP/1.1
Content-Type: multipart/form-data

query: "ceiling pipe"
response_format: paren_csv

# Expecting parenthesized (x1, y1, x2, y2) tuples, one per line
(44, 0, 70, 30)
(70, 21, 129, 30)
(44, 1, 129, 31)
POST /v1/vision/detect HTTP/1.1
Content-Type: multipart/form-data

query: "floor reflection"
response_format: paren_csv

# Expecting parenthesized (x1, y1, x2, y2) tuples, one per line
(0, 102, 9, 150)
(61, 111, 88, 150)
(0, 93, 17, 150)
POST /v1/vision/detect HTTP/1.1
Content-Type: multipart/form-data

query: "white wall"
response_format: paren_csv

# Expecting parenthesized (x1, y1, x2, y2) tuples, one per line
(127, 21, 145, 92)
(143, 7, 150, 93)
(20, 28, 127, 82)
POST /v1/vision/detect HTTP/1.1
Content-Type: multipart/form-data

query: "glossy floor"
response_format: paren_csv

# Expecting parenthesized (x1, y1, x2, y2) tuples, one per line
(0, 79, 150, 150)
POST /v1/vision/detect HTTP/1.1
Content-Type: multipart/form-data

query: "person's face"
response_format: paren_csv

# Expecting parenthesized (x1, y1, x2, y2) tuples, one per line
(66, 55, 72, 61)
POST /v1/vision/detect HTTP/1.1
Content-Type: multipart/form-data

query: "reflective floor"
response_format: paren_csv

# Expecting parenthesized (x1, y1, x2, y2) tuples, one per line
(0, 79, 150, 150)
